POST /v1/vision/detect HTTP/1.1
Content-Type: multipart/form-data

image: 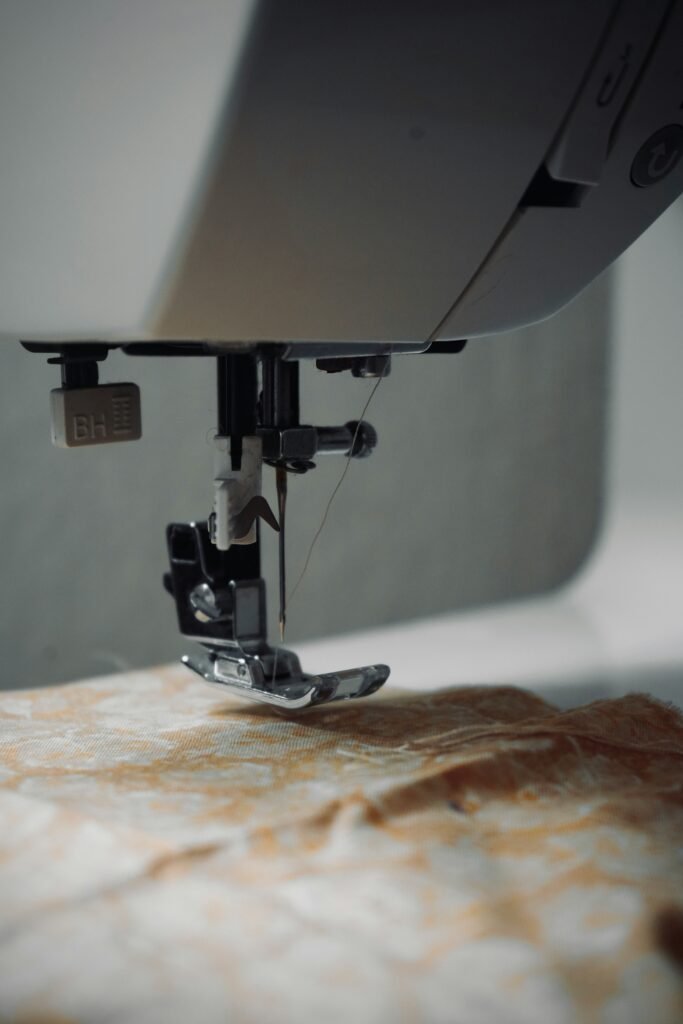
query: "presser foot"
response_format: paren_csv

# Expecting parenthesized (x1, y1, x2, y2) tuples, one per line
(183, 644, 390, 711)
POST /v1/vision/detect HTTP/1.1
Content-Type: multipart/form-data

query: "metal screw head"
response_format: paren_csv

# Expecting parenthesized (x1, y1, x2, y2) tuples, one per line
(189, 583, 219, 623)
(345, 420, 378, 458)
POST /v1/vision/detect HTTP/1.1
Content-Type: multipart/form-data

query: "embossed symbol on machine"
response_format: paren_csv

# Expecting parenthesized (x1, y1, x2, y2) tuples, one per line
(631, 124, 683, 188)
(112, 394, 136, 436)
(596, 44, 632, 108)
(72, 412, 107, 443)
(51, 383, 142, 448)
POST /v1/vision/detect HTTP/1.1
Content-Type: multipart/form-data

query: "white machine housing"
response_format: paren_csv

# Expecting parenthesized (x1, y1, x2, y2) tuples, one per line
(0, 0, 682, 347)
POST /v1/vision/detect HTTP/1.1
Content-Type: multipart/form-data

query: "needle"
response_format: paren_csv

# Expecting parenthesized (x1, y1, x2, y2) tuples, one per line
(276, 465, 288, 641)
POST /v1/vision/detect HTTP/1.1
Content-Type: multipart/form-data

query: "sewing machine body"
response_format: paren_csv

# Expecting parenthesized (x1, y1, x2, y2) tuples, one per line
(1, 0, 682, 348)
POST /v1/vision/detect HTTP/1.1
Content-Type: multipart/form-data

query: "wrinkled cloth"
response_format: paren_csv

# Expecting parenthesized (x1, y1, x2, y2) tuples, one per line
(0, 667, 682, 1024)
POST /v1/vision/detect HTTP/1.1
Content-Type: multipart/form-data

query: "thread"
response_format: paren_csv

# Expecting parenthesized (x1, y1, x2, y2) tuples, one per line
(287, 374, 383, 614)
(270, 374, 382, 689)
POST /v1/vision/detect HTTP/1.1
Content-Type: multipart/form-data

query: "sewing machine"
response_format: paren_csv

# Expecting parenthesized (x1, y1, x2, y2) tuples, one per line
(2, 0, 683, 708)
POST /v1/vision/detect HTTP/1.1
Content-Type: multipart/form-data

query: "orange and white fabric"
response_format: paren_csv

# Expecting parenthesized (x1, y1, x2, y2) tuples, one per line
(0, 668, 682, 1023)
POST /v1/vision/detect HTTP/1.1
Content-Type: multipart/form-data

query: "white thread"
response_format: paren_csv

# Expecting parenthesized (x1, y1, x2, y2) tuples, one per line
(270, 374, 383, 688)
(288, 375, 383, 610)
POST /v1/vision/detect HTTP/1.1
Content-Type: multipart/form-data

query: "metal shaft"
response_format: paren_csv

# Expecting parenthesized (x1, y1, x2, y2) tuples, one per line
(216, 354, 257, 470)
(276, 465, 288, 641)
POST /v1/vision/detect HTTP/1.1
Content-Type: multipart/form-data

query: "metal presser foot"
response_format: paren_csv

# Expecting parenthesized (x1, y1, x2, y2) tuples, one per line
(164, 520, 389, 711)
(183, 645, 390, 711)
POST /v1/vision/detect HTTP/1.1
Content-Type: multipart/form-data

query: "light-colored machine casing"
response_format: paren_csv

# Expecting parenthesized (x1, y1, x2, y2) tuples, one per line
(0, 0, 682, 346)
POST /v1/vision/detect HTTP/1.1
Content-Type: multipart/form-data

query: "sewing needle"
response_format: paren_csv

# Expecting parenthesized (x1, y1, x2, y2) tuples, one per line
(276, 465, 287, 641)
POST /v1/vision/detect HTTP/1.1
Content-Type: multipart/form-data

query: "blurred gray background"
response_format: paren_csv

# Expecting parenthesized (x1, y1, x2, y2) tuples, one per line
(0, 273, 610, 690)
